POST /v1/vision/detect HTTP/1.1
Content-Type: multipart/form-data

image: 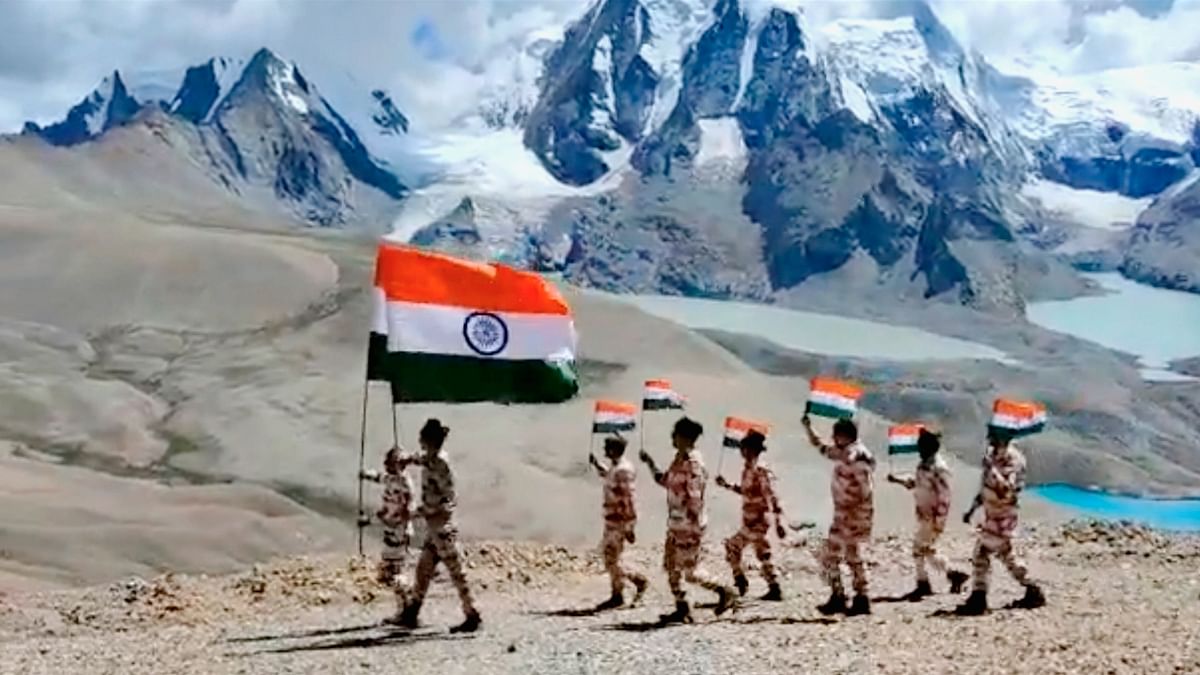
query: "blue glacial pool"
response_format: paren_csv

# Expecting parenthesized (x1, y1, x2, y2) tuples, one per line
(1030, 484, 1200, 531)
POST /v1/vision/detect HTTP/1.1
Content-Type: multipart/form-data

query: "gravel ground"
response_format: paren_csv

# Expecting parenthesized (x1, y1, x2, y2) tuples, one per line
(2, 521, 1198, 674)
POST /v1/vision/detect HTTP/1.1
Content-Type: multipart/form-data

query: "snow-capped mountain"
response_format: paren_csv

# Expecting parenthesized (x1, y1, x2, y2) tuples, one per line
(23, 48, 409, 227)
(15, 0, 1200, 302)
(23, 71, 141, 145)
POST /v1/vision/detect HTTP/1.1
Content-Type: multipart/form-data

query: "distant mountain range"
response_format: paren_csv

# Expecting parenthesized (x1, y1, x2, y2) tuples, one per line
(14, 0, 1200, 306)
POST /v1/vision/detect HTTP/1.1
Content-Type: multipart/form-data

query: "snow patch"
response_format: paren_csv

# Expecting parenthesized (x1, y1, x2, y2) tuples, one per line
(389, 129, 627, 246)
(1012, 62, 1200, 147)
(639, 0, 713, 133)
(821, 16, 984, 129)
(730, 8, 770, 113)
(1021, 179, 1151, 231)
(266, 60, 309, 115)
(839, 76, 872, 123)
(694, 118, 747, 168)
(84, 76, 117, 136)
(588, 35, 617, 134)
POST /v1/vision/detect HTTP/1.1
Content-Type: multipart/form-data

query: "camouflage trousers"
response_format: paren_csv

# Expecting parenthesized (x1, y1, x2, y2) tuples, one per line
(912, 520, 948, 584)
(724, 527, 777, 585)
(817, 525, 869, 596)
(971, 530, 1029, 592)
(410, 526, 477, 615)
(602, 524, 647, 596)
(663, 530, 724, 603)
(379, 527, 411, 611)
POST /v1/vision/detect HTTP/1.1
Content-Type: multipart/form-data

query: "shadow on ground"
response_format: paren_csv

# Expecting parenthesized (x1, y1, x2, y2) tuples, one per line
(227, 622, 382, 643)
(233, 627, 475, 655)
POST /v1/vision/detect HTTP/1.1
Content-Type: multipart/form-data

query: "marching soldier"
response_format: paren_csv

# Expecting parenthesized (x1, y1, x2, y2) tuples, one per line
(640, 417, 734, 624)
(589, 435, 649, 609)
(803, 416, 875, 616)
(886, 429, 968, 600)
(957, 431, 1046, 615)
(360, 446, 416, 620)
(394, 419, 482, 633)
(715, 430, 786, 601)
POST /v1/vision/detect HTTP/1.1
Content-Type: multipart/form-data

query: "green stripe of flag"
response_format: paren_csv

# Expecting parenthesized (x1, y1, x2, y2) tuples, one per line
(367, 333, 578, 403)
(888, 444, 920, 455)
(987, 422, 1045, 440)
(805, 401, 855, 420)
(643, 399, 684, 411)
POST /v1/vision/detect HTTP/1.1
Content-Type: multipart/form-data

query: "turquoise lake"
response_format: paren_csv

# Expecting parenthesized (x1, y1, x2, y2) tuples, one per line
(1030, 484, 1200, 531)
(1026, 273, 1200, 382)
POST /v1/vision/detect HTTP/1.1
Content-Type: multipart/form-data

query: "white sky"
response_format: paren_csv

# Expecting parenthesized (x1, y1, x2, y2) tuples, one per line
(0, 0, 1195, 132)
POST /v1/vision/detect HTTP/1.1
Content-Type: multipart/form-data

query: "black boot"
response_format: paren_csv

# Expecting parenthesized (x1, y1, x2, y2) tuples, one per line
(450, 610, 481, 634)
(733, 574, 749, 597)
(631, 577, 648, 605)
(1014, 584, 1046, 610)
(903, 580, 933, 602)
(386, 601, 420, 629)
(595, 593, 624, 611)
(955, 590, 988, 616)
(714, 587, 735, 616)
(846, 594, 871, 616)
(761, 583, 783, 602)
(817, 592, 847, 616)
(947, 570, 969, 595)
(660, 600, 693, 624)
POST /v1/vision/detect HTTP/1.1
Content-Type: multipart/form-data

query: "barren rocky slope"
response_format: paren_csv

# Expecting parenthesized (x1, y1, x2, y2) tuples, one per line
(2, 523, 1198, 674)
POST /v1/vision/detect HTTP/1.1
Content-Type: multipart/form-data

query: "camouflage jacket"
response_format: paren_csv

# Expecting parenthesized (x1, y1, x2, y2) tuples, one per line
(895, 455, 952, 527)
(822, 441, 876, 518)
(979, 445, 1026, 536)
(727, 462, 783, 531)
(399, 450, 457, 530)
(377, 472, 414, 533)
(597, 458, 637, 526)
(654, 450, 707, 536)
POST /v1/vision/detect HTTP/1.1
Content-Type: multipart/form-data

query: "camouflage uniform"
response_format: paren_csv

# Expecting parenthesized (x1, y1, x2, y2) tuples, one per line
(972, 444, 1031, 591)
(405, 450, 477, 617)
(893, 455, 952, 584)
(596, 458, 647, 596)
(375, 470, 414, 609)
(654, 451, 724, 603)
(723, 463, 783, 586)
(817, 441, 876, 596)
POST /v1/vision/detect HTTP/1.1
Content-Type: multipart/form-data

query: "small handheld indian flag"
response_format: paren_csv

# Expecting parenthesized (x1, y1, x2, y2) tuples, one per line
(723, 416, 770, 448)
(988, 399, 1046, 439)
(888, 424, 925, 455)
(643, 379, 685, 411)
(593, 400, 638, 434)
(806, 378, 863, 420)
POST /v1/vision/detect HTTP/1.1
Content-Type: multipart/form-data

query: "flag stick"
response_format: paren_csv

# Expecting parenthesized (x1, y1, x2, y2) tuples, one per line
(716, 438, 726, 478)
(355, 379, 370, 557)
(638, 408, 646, 453)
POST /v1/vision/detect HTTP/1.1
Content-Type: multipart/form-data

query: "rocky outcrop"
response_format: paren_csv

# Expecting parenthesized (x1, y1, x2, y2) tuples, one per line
(1121, 177, 1200, 293)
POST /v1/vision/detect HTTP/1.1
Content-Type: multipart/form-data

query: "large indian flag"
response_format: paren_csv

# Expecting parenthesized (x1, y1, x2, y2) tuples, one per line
(593, 400, 638, 434)
(806, 378, 863, 420)
(888, 424, 925, 455)
(988, 399, 1046, 439)
(723, 416, 770, 448)
(367, 243, 579, 403)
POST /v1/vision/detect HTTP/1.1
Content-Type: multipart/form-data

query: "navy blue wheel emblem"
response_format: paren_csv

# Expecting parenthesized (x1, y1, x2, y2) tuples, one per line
(463, 311, 509, 356)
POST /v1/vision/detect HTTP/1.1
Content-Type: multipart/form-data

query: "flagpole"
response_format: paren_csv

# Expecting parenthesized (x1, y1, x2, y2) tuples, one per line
(391, 401, 400, 448)
(355, 378, 370, 557)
